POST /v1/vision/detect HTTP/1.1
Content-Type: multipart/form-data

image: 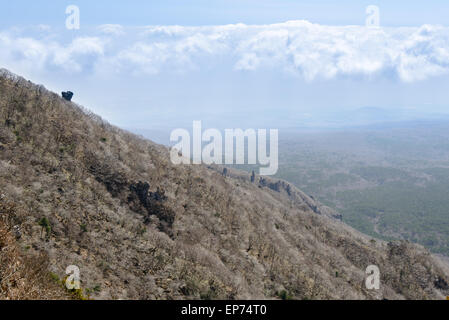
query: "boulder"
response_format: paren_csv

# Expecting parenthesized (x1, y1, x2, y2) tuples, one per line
(62, 91, 73, 101)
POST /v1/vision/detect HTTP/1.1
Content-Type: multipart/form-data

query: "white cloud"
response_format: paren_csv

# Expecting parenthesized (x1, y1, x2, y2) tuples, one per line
(98, 24, 125, 36)
(52, 37, 105, 72)
(1, 21, 449, 82)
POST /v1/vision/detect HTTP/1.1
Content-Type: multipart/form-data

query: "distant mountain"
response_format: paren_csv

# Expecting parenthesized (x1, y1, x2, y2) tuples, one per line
(291, 106, 449, 130)
(1, 68, 449, 300)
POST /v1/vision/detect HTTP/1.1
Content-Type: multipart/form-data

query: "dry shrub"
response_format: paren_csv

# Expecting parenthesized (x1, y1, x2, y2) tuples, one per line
(0, 199, 70, 300)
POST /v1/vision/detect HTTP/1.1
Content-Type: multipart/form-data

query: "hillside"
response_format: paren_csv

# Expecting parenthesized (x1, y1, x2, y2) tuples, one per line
(0, 69, 449, 300)
(0, 197, 72, 299)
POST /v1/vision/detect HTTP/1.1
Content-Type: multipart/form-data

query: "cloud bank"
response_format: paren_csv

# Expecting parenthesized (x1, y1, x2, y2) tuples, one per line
(1, 20, 449, 82)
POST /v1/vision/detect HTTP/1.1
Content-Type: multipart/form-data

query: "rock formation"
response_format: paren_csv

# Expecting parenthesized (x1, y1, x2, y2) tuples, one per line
(62, 91, 73, 101)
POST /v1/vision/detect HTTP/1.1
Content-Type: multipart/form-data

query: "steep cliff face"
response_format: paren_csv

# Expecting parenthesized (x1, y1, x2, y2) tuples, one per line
(1, 69, 448, 300)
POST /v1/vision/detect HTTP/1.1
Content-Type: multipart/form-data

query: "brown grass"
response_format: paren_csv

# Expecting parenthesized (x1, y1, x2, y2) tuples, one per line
(0, 199, 71, 300)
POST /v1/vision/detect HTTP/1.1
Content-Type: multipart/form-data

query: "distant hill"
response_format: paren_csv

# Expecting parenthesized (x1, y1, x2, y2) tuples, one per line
(1, 68, 448, 300)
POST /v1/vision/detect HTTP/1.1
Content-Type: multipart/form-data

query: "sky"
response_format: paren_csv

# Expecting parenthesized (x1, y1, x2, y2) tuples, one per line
(2, 0, 449, 27)
(1, 1, 449, 133)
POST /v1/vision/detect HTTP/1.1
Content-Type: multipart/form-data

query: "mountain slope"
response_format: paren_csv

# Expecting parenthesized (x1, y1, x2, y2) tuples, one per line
(0, 197, 73, 300)
(0, 69, 448, 300)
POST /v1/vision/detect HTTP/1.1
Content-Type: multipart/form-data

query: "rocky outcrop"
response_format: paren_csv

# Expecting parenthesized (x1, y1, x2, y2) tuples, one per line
(434, 277, 449, 290)
(62, 91, 73, 101)
(256, 175, 342, 221)
(258, 178, 292, 196)
(86, 154, 175, 237)
(128, 182, 175, 237)
(87, 159, 128, 197)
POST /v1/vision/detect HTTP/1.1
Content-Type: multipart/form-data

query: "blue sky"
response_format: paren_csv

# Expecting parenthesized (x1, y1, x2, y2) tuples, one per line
(2, 0, 449, 27)
(1, 1, 449, 133)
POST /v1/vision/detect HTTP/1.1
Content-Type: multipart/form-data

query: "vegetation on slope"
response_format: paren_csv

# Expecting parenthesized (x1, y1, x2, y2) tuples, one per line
(0, 69, 449, 300)
(0, 196, 72, 299)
